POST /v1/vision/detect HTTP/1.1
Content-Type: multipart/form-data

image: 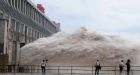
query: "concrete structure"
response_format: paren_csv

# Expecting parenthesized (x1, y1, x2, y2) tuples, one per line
(0, 0, 60, 65)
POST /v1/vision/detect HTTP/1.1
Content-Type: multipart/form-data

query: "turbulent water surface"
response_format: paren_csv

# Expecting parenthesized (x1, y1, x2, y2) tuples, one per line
(21, 27, 140, 66)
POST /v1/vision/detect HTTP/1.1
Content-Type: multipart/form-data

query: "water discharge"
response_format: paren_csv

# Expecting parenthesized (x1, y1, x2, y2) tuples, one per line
(21, 27, 140, 66)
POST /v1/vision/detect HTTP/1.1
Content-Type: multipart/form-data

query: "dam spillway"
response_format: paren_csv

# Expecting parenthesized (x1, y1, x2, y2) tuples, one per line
(20, 27, 140, 66)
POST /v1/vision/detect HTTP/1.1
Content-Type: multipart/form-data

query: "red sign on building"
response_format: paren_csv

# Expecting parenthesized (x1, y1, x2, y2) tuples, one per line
(37, 4, 45, 13)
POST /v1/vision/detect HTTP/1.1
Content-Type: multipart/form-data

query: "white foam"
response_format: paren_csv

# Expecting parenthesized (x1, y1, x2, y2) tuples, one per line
(21, 27, 140, 66)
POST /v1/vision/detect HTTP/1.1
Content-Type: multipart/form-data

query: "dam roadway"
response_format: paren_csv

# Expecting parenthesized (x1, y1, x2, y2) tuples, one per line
(0, 65, 140, 75)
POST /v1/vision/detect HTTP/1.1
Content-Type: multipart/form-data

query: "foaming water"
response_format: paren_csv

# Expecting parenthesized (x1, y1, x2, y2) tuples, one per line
(21, 27, 140, 66)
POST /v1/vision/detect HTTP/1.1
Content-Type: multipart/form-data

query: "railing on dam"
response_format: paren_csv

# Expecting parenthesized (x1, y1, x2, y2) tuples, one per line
(0, 65, 140, 75)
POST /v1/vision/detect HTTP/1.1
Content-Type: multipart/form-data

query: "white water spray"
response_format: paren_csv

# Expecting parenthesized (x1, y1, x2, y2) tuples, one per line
(21, 27, 140, 66)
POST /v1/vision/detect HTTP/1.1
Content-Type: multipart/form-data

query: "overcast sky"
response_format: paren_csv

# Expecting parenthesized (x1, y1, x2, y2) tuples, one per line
(31, 0, 140, 36)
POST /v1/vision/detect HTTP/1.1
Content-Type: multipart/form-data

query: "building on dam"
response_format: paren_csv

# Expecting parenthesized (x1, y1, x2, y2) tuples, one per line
(0, 0, 60, 65)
